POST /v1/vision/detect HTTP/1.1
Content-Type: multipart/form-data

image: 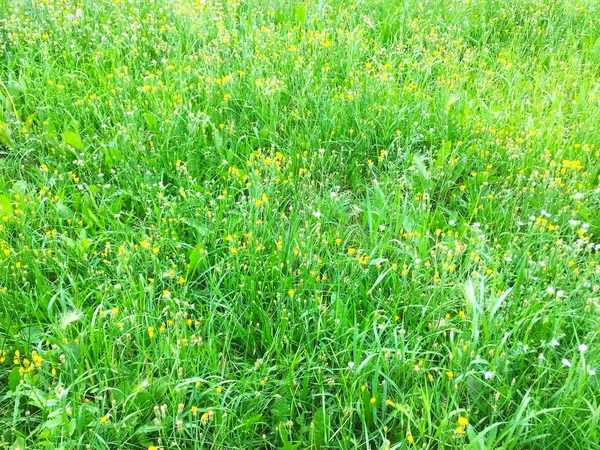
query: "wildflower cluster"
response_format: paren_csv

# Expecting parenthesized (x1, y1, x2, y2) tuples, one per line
(1, 0, 599, 448)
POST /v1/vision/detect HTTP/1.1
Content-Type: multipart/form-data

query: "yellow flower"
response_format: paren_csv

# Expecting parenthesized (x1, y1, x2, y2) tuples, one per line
(406, 433, 414, 443)
(148, 327, 154, 338)
(370, 397, 376, 404)
(288, 289, 295, 296)
(100, 414, 110, 424)
(32, 351, 43, 367)
(455, 426, 464, 435)
(458, 417, 469, 427)
(446, 371, 454, 378)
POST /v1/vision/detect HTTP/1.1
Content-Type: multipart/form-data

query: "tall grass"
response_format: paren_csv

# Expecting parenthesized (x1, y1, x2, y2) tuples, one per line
(1, 0, 599, 448)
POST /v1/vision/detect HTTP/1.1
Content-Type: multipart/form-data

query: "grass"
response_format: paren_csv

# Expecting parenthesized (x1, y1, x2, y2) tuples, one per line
(1, 0, 600, 448)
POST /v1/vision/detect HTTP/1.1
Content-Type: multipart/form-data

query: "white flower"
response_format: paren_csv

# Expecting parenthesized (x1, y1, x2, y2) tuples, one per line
(589, 369, 596, 376)
(348, 362, 355, 370)
(556, 290, 564, 298)
(579, 344, 588, 352)
(538, 353, 544, 360)
(547, 286, 555, 295)
(551, 339, 560, 347)
(484, 371, 494, 380)
(449, 220, 456, 226)
(313, 211, 321, 218)
(562, 359, 572, 368)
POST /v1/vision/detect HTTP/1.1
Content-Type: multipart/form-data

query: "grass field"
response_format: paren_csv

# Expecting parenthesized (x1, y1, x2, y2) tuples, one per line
(1, 0, 600, 448)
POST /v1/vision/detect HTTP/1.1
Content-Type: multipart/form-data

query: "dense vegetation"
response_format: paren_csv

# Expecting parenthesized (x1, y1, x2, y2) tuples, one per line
(1, 0, 600, 448)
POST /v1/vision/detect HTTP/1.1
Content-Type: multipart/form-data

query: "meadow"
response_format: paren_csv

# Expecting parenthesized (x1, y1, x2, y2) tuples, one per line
(1, 0, 600, 448)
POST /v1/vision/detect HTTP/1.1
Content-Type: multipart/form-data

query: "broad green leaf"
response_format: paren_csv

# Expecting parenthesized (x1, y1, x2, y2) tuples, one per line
(0, 194, 13, 214)
(295, 5, 306, 24)
(188, 243, 204, 272)
(10, 437, 25, 450)
(83, 205, 99, 225)
(272, 396, 290, 425)
(368, 257, 387, 266)
(67, 418, 77, 436)
(8, 366, 21, 391)
(40, 415, 65, 430)
(144, 112, 158, 132)
(312, 408, 325, 448)
(12, 180, 27, 194)
(55, 201, 74, 219)
(435, 140, 452, 168)
(0, 121, 13, 147)
(184, 218, 208, 237)
(239, 414, 262, 430)
(360, 386, 374, 429)
(20, 325, 45, 344)
(63, 130, 84, 150)
(592, 37, 600, 63)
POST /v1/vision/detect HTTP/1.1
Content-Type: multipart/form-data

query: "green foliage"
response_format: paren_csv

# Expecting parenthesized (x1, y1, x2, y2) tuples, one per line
(1, 0, 600, 448)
